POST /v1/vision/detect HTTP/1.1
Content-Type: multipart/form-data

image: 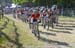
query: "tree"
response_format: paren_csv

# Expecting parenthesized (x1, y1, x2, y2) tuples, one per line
(12, 0, 33, 4)
(12, 0, 75, 8)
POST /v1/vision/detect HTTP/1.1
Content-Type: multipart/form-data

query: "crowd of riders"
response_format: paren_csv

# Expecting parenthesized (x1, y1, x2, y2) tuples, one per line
(14, 5, 59, 39)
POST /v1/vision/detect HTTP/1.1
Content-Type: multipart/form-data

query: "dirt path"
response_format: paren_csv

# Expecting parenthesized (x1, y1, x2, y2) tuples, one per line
(5, 15, 75, 48)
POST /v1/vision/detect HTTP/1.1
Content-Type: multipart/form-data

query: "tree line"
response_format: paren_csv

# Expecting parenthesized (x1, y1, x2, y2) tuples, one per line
(0, 0, 75, 8)
(13, 0, 75, 8)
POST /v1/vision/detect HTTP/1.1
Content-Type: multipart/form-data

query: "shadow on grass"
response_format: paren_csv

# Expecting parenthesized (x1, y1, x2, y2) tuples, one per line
(39, 36, 69, 47)
(0, 20, 23, 48)
(48, 29, 72, 34)
(13, 22, 23, 48)
(56, 24, 75, 28)
(39, 31, 56, 36)
(54, 27, 73, 30)
(0, 19, 8, 37)
(59, 20, 75, 22)
(0, 31, 22, 48)
(58, 22, 75, 26)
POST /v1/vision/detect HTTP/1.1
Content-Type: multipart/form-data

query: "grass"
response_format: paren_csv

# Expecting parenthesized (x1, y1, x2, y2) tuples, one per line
(0, 17, 7, 45)
(2, 20, 15, 41)
(3, 21, 14, 33)
(5, 15, 75, 48)
(16, 22, 44, 47)
(0, 17, 15, 45)
(59, 16, 75, 20)
(0, 37, 3, 44)
(0, 17, 7, 25)
(6, 16, 45, 47)
(0, 37, 6, 45)
(2, 16, 44, 47)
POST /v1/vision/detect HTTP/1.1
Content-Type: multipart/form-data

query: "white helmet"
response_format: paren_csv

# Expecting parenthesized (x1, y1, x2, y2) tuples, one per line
(51, 5, 57, 11)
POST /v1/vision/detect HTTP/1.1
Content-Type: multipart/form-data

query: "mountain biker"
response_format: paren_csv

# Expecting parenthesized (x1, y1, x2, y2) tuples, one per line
(31, 10, 40, 37)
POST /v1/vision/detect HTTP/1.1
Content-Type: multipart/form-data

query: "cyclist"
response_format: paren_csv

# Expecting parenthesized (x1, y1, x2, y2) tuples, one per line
(42, 9, 48, 29)
(31, 10, 40, 39)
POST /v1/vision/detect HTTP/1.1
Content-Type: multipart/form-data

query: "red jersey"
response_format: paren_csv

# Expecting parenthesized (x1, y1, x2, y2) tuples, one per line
(32, 13, 36, 19)
(36, 13, 40, 18)
(31, 13, 40, 20)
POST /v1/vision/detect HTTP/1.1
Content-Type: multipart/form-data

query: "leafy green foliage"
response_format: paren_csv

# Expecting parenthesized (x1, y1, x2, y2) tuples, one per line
(12, 0, 33, 4)
(12, 0, 75, 8)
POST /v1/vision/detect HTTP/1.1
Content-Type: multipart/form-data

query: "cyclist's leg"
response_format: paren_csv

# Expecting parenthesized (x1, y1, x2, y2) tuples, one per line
(29, 17, 32, 29)
(55, 15, 59, 26)
(42, 17, 44, 27)
(22, 14, 24, 21)
(33, 22, 37, 36)
(47, 18, 50, 30)
(32, 21, 39, 37)
(35, 22, 38, 35)
(43, 17, 46, 29)
(32, 22, 34, 33)
(51, 16, 55, 28)
(41, 17, 43, 26)
(29, 20, 32, 29)
(35, 22, 40, 39)
(26, 15, 28, 23)
(37, 23, 40, 40)
(51, 20, 54, 28)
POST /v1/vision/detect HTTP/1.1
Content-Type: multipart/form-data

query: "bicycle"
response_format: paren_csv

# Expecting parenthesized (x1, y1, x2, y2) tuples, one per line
(32, 20, 40, 40)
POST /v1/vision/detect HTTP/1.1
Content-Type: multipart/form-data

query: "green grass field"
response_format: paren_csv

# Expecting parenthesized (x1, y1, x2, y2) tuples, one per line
(59, 16, 75, 20)
(0, 17, 7, 45)
(0, 16, 45, 48)
(0, 16, 75, 48)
